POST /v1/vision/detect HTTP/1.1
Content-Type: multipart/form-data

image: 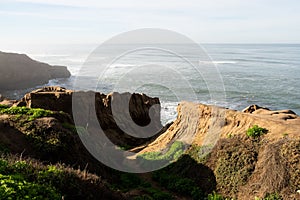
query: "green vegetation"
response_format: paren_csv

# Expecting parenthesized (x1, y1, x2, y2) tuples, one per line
(152, 170, 204, 199)
(0, 106, 53, 121)
(0, 159, 61, 200)
(246, 125, 268, 138)
(0, 144, 10, 154)
(138, 141, 185, 161)
(263, 193, 283, 200)
(110, 172, 173, 200)
(0, 154, 122, 200)
(214, 137, 258, 197)
(207, 191, 226, 200)
(187, 144, 212, 164)
(0, 104, 9, 109)
(280, 140, 300, 192)
(62, 123, 88, 137)
(133, 187, 173, 200)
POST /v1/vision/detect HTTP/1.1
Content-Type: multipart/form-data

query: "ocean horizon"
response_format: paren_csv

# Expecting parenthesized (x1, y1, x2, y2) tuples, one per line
(2, 43, 300, 124)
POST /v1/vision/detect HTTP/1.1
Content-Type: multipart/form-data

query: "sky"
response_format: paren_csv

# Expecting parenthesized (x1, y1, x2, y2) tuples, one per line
(0, 0, 300, 48)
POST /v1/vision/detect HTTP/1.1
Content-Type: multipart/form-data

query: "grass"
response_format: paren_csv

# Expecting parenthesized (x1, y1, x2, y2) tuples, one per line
(0, 106, 53, 121)
(0, 153, 123, 200)
(207, 191, 227, 200)
(0, 158, 61, 200)
(138, 141, 185, 162)
(187, 144, 212, 164)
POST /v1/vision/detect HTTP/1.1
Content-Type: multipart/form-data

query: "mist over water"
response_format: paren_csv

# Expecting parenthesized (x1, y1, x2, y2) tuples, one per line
(4, 44, 300, 124)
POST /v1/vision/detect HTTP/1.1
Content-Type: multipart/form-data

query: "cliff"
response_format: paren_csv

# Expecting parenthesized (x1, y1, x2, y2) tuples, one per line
(139, 102, 300, 199)
(0, 51, 71, 91)
(0, 87, 299, 199)
(15, 86, 163, 147)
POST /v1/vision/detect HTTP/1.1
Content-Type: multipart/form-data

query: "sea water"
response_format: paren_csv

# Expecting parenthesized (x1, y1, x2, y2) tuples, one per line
(4, 44, 300, 125)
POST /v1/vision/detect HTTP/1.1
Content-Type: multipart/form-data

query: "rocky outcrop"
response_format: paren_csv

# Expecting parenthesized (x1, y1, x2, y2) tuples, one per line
(15, 86, 163, 146)
(139, 102, 300, 199)
(0, 51, 71, 91)
(140, 102, 300, 153)
(1, 87, 300, 199)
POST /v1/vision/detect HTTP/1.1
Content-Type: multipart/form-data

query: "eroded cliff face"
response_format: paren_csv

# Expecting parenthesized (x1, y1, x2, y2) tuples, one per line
(2, 88, 300, 199)
(140, 102, 300, 199)
(15, 86, 163, 147)
(141, 102, 300, 153)
(0, 52, 70, 91)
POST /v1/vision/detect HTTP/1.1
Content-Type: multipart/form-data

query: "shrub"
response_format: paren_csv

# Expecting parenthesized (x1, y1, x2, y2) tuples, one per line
(264, 193, 283, 200)
(246, 125, 268, 138)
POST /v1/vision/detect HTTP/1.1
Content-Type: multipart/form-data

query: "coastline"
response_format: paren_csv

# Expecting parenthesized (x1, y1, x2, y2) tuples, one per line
(0, 86, 299, 199)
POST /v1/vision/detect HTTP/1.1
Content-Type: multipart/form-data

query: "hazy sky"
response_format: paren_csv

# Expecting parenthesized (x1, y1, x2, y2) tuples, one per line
(1, 0, 300, 46)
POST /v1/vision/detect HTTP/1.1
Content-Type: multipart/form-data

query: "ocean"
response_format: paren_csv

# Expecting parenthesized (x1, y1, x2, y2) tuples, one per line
(4, 44, 300, 124)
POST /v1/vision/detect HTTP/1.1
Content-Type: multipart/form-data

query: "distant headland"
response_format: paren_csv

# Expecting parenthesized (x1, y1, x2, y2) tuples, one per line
(0, 51, 71, 91)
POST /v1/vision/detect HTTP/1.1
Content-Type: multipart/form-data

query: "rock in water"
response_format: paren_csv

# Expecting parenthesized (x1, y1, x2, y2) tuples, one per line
(0, 51, 71, 91)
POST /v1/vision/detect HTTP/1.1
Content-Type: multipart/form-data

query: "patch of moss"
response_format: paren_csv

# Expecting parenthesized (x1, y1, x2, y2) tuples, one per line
(0, 106, 53, 121)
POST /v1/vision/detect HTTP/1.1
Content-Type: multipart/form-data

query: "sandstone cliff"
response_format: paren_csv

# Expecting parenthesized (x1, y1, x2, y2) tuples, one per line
(139, 102, 300, 199)
(1, 87, 299, 199)
(0, 51, 71, 91)
(15, 86, 163, 147)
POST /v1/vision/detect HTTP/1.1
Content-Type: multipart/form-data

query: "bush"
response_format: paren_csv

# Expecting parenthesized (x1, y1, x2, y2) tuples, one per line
(246, 125, 268, 138)
(263, 193, 283, 200)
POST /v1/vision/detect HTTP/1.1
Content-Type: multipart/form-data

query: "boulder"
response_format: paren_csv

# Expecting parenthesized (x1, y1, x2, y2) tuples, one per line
(242, 104, 269, 113)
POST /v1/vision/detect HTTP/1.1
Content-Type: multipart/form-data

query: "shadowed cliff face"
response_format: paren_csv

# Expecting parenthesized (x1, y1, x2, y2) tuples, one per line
(15, 86, 163, 147)
(0, 51, 70, 91)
